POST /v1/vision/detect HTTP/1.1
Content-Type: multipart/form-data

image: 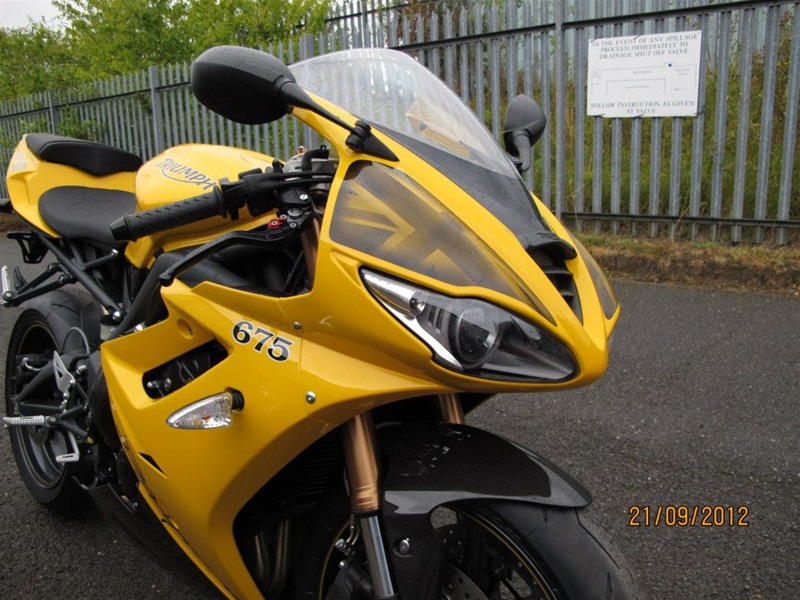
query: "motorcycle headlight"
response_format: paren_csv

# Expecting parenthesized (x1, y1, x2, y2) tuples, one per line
(362, 270, 578, 383)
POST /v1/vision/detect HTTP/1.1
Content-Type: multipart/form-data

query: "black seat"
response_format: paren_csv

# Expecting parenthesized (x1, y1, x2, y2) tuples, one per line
(39, 186, 138, 247)
(26, 134, 142, 177)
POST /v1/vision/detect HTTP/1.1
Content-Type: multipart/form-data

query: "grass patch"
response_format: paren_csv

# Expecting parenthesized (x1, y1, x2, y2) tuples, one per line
(577, 232, 800, 296)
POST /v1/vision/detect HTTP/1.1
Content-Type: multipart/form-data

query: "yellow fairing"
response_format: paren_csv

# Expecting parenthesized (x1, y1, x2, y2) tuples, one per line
(287, 105, 617, 392)
(101, 281, 317, 599)
(5, 136, 135, 234)
(100, 100, 618, 599)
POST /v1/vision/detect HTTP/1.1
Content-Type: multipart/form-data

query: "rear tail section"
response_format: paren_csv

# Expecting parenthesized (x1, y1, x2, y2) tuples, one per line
(5, 134, 140, 236)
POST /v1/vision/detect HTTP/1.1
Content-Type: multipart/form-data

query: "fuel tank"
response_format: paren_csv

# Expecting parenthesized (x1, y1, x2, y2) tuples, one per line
(125, 144, 279, 267)
(135, 144, 275, 210)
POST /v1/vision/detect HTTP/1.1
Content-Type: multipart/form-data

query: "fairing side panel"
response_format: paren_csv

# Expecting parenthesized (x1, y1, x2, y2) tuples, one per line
(101, 279, 310, 599)
(101, 278, 449, 599)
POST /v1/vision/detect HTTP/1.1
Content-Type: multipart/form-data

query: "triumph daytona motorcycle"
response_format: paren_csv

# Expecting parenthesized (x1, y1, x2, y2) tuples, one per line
(2, 47, 637, 599)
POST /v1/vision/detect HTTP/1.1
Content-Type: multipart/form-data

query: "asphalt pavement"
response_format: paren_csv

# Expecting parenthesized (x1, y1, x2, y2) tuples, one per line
(0, 236, 797, 599)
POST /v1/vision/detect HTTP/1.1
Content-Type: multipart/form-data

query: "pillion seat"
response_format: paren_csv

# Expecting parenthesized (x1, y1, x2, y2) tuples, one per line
(26, 134, 142, 177)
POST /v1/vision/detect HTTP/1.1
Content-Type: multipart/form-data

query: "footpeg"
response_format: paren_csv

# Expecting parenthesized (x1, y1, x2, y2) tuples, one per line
(55, 453, 80, 463)
(3, 415, 46, 427)
(55, 431, 81, 463)
(1, 265, 11, 306)
(3, 416, 82, 462)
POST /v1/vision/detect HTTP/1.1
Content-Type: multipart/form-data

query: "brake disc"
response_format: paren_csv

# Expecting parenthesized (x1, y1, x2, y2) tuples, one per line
(442, 563, 489, 600)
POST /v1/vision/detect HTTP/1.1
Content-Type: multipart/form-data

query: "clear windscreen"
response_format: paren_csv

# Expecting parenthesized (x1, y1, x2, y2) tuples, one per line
(291, 48, 518, 177)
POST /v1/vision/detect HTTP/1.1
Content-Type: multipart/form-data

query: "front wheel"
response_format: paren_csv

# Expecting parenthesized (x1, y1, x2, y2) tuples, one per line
(297, 498, 639, 600)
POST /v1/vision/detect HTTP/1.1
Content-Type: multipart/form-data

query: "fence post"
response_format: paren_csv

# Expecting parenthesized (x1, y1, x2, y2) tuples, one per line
(358, 0, 369, 48)
(47, 91, 57, 135)
(554, 1, 566, 220)
(149, 65, 165, 155)
(776, 3, 800, 246)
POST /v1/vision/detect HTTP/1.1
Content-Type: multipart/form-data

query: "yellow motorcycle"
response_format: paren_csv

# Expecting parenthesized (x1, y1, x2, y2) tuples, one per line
(3, 47, 635, 599)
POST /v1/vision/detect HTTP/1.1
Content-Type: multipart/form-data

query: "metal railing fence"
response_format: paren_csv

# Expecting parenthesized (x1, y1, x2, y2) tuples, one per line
(1, 0, 798, 243)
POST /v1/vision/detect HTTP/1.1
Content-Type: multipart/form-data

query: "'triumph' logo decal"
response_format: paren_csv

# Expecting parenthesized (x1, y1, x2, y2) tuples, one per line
(156, 158, 216, 190)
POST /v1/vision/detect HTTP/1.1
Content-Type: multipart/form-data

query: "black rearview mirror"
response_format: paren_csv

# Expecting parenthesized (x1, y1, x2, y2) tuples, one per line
(192, 45, 302, 124)
(503, 95, 547, 173)
(192, 45, 333, 125)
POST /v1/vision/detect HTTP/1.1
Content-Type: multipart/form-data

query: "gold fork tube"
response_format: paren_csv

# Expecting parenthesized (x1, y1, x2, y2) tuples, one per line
(438, 392, 465, 424)
(343, 412, 381, 515)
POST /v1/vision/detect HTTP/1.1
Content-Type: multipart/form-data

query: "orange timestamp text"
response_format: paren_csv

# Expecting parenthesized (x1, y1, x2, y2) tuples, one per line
(628, 505, 749, 527)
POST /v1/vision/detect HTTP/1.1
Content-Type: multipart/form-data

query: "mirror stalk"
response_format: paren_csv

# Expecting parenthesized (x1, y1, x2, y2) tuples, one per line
(281, 83, 398, 162)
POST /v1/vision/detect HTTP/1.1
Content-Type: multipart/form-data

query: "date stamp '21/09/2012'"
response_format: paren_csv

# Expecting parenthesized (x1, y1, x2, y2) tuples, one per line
(628, 505, 750, 527)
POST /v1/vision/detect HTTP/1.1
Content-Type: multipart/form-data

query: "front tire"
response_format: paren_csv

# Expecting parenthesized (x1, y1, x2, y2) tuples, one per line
(458, 501, 640, 600)
(4, 292, 93, 517)
(296, 496, 639, 599)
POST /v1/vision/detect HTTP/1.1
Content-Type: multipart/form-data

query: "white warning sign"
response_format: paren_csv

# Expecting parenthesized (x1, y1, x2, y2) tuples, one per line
(587, 31, 702, 118)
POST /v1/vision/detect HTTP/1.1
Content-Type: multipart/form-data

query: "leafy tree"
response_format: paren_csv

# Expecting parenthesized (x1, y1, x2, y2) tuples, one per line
(0, 24, 76, 100)
(51, 0, 333, 79)
(52, 0, 193, 78)
(183, 0, 331, 51)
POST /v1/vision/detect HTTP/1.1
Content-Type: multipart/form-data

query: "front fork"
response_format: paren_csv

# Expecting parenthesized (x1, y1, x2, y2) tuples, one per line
(304, 214, 458, 598)
(341, 393, 465, 599)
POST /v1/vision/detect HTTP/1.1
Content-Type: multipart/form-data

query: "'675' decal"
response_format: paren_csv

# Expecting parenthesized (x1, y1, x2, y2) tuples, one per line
(232, 320, 293, 362)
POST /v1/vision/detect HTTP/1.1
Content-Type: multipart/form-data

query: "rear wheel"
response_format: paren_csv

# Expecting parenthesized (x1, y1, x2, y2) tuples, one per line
(4, 293, 93, 516)
(297, 496, 639, 599)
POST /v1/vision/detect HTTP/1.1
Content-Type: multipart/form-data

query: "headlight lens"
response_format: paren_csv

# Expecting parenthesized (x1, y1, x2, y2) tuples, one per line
(449, 302, 501, 367)
(362, 270, 577, 383)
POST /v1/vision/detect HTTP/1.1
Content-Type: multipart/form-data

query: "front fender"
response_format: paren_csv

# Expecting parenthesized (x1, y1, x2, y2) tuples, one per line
(379, 422, 591, 600)
(381, 422, 590, 512)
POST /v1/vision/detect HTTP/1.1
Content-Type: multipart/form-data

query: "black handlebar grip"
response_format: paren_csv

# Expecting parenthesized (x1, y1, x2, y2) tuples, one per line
(110, 188, 226, 242)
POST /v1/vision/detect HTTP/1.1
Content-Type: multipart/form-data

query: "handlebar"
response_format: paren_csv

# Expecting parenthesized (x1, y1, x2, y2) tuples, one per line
(109, 162, 334, 243)
(110, 189, 227, 242)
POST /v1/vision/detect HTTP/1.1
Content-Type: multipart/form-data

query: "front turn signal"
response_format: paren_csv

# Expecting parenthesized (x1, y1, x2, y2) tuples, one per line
(166, 390, 244, 429)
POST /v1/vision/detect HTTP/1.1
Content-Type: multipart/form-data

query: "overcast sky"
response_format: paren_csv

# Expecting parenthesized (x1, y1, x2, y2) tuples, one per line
(0, 0, 61, 29)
